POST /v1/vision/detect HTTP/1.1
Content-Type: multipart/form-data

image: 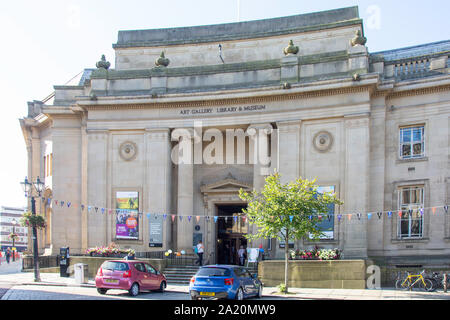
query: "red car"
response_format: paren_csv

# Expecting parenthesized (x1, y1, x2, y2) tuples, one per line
(95, 260, 167, 296)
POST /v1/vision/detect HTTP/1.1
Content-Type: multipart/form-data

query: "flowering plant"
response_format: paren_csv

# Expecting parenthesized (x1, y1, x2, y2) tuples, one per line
(294, 247, 341, 260)
(8, 233, 19, 241)
(86, 243, 135, 257)
(20, 212, 46, 229)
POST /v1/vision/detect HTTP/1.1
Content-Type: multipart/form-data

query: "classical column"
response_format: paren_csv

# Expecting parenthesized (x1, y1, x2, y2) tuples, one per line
(172, 128, 194, 252)
(276, 120, 301, 184)
(247, 123, 273, 249)
(247, 123, 273, 191)
(146, 128, 172, 250)
(343, 113, 370, 259)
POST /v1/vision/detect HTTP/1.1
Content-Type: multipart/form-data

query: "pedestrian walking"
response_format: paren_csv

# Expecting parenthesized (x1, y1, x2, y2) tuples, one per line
(238, 245, 246, 266)
(5, 248, 11, 264)
(195, 240, 204, 266)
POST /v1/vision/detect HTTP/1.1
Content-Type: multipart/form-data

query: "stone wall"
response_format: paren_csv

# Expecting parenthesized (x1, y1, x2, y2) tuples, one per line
(258, 259, 367, 289)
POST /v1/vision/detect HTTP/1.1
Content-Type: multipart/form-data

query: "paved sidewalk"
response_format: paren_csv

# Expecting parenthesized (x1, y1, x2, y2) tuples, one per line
(1, 270, 450, 300)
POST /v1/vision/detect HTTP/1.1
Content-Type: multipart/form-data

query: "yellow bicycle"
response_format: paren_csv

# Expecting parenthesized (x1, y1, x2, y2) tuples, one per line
(395, 270, 434, 292)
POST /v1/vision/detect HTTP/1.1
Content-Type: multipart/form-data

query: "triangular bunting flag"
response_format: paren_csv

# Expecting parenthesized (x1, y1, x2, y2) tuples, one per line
(318, 215, 322, 221)
(398, 210, 402, 218)
(179, 216, 183, 221)
(289, 215, 293, 222)
(327, 214, 332, 221)
(214, 216, 218, 223)
(55, 200, 58, 205)
(242, 216, 246, 223)
(419, 208, 424, 216)
(196, 216, 200, 223)
(367, 213, 372, 220)
(147, 213, 150, 219)
(188, 216, 192, 222)
(357, 213, 362, 220)
(377, 212, 382, 219)
(347, 214, 352, 221)
(101, 208, 105, 214)
(387, 211, 392, 218)
(171, 215, 175, 222)
(234, 216, 238, 223)
(337, 214, 342, 222)
(432, 207, 436, 215)
(60, 201, 65, 207)
(163, 214, 167, 220)
(444, 205, 449, 214)
(67, 202, 71, 208)
(308, 215, 313, 220)
(81, 204, 85, 211)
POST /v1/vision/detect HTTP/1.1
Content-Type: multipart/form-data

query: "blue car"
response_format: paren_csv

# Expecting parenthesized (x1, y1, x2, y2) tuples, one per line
(189, 265, 263, 300)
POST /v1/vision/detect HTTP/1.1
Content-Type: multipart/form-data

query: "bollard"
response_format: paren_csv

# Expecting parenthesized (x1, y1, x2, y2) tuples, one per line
(444, 274, 447, 293)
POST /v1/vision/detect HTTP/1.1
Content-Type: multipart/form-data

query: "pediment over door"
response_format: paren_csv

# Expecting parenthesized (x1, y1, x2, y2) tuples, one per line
(200, 178, 252, 194)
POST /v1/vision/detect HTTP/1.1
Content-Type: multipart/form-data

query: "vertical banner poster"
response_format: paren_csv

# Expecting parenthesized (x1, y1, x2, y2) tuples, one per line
(309, 186, 335, 240)
(116, 191, 139, 240)
(149, 214, 163, 247)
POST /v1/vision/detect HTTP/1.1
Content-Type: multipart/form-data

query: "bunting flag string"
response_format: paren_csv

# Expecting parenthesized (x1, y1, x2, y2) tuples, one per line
(41, 197, 450, 225)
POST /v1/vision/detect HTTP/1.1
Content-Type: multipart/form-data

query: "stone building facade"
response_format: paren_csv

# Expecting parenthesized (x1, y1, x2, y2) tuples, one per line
(20, 7, 450, 267)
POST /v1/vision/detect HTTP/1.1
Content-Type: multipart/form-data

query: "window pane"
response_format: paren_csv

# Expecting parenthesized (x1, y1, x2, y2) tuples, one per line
(413, 143, 422, 156)
(401, 129, 411, 143)
(401, 144, 411, 157)
(410, 219, 422, 237)
(413, 128, 423, 142)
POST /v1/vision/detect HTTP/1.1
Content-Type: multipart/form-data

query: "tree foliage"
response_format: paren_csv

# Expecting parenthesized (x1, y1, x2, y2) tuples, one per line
(239, 173, 343, 293)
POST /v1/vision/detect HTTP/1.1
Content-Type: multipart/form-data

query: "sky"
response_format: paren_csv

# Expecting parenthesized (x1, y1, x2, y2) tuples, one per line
(0, 0, 449, 209)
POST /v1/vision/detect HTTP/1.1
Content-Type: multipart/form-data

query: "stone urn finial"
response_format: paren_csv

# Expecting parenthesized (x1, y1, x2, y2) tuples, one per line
(155, 52, 170, 67)
(351, 30, 367, 46)
(283, 40, 299, 55)
(96, 54, 111, 69)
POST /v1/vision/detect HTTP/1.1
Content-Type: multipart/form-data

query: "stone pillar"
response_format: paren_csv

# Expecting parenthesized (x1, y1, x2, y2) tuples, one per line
(172, 128, 194, 252)
(247, 123, 273, 191)
(247, 123, 273, 249)
(343, 113, 370, 259)
(276, 120, 301, 184)
(80, 114, 88, 252)
(146, 128, 172, 250)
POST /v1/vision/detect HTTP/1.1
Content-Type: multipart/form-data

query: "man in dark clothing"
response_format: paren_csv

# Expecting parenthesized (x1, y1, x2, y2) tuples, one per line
(5, 248, 11, 264)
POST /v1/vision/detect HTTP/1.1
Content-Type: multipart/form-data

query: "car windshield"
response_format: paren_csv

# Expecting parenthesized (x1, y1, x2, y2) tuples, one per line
(197, 267, 231, 277)
(102, 261, 129, 271)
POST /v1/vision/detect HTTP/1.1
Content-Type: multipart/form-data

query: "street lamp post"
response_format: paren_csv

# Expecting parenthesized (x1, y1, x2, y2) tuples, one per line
(21, 176, 44, 282)
(11, 219, 17, 262)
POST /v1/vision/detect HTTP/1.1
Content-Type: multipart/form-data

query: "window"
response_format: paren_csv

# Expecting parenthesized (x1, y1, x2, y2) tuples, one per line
(145, 264, 156, 274)
(398, 186, 424, 238)
(399, 126, 424, 159)
(134, 263, 146, 272)
(101, 261, 129, 271)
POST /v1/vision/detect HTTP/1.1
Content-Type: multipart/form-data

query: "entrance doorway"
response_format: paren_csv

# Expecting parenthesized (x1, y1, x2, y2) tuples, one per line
(216, 204, 247, 265)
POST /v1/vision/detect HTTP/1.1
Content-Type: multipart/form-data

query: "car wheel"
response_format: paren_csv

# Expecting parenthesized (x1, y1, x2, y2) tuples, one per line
(159, 281, 166, 293)
(235, 287, 244, 300)
(129, 283, 140, 297)
(97, 288, 108, 295)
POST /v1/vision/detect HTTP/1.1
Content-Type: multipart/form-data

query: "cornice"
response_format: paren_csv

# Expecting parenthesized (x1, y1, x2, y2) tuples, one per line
(79, 82, 374, 111)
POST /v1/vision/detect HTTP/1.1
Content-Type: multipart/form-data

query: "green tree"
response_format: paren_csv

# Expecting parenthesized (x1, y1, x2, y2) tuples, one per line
(239, 173, 343, 293)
